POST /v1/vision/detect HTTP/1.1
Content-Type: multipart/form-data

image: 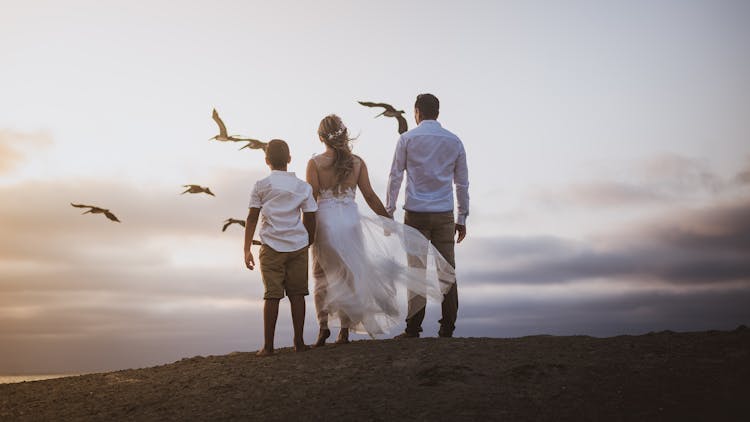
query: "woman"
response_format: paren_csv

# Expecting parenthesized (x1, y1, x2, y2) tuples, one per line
(307, 114, 455, 345)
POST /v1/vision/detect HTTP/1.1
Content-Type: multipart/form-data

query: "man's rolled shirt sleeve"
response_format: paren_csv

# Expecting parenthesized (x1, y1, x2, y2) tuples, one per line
(386, 136, 407, 216)
(454, 144, 469, 225)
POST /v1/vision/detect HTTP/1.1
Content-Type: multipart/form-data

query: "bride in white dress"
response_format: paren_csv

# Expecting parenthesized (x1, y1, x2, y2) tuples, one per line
(306, 114, 456, 345)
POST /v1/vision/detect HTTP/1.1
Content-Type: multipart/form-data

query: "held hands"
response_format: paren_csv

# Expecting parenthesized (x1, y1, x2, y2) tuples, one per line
(455, 224, 466, 243)
(383, 219, 394, 237)
(244, 249, 255, 270)
(383, 213, 394, 237)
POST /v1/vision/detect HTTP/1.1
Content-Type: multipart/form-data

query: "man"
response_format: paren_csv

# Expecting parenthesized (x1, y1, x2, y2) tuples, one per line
(387, 93, 469, 338)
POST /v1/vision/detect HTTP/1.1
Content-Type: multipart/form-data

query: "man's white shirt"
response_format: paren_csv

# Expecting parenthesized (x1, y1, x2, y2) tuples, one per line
(248, 170, 318, 252)
(386, 120, 469, 225)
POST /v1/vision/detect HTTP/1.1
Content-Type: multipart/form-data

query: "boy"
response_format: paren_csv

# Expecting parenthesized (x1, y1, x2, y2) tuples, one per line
(244, 139, 317, 356)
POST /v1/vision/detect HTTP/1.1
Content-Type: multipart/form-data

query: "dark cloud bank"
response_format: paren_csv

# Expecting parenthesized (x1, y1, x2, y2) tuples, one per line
(451, 198, 750, 339)
(461, 198, 750, 285)
(1, 177, 749, 373)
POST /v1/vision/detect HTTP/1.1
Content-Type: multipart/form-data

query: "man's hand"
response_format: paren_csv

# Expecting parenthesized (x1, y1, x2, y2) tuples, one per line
(455, 224, 466, 243)
(244, 250, 255, 270)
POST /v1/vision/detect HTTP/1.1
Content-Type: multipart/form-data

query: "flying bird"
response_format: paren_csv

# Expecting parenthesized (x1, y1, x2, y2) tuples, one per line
(70, 203, 121, 222)
(358, 101, 408, 134)
(222, 219, 261, 247)
(182, 185, 215, 196)
(222, 220, 261, 247)
(222, 218, 246, 232)
(238, 138, 268, 151)
(209, 108, 238, 142)
(210, 109, 268, 151)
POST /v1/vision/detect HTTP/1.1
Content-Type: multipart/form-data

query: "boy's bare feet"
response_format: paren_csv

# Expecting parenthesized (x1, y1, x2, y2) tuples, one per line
(335, 328, 350, 344)
(256, 347, 274, 357)
(313, 328, 331, 347)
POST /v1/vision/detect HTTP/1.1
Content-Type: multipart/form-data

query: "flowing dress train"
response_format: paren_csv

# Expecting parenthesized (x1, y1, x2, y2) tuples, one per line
(312, 186, 456, 337)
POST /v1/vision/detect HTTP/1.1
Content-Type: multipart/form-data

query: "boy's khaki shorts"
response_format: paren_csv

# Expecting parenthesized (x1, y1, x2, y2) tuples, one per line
(259, 245, 309, 299)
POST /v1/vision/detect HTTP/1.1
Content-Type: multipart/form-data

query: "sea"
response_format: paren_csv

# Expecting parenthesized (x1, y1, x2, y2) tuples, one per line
(0, 374, 79, 384)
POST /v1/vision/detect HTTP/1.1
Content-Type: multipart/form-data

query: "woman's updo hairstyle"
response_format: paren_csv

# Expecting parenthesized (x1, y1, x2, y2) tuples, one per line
(318, 114, 355, 185)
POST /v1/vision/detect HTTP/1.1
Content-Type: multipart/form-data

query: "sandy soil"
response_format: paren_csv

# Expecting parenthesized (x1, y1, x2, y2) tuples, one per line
(2, 328, 749, 421)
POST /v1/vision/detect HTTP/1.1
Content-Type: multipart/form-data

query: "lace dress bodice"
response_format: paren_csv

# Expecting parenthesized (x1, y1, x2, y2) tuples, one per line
(312, 153, 361, 206)
(318, 186, 357, 204)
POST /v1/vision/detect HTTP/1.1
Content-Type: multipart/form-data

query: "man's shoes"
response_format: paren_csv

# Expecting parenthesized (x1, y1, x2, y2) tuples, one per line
(394, 331, 420, 339)
(438, 328, 453, 338)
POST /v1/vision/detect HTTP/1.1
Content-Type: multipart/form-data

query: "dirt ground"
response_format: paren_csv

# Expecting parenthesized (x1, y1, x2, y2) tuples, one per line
(2, 328, 749, 421)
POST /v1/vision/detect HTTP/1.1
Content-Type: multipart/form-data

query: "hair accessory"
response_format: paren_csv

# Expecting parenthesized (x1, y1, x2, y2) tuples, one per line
(326, 126, 346, 140)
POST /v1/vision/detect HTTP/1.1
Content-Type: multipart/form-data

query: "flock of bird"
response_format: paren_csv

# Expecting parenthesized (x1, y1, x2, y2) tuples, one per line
(70, 100, 409, 236)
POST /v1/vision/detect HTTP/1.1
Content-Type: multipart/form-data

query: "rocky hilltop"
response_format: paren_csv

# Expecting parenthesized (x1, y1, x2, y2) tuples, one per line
(2, 329, 749, 421)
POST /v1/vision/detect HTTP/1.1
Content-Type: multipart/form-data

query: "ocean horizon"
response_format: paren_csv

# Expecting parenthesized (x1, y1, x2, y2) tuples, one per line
(0, 374, 81, 384)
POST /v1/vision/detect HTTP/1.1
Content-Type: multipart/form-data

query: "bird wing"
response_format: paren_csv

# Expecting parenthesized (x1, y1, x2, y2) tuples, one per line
(71, 203, 93, 209)
(358, 101, 396, 113)
(223, 219, 246, 231)
(224, 136, 246, 142)
(104, 211, 121, 222)
(81, 206, 105, 214)
(396, 114, 408, 134)
(212, 109, 228, 137)
(238, 139, 268, 150)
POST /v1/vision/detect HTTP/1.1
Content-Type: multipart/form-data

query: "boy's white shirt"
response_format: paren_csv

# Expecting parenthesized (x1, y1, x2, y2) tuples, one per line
(248, 170, 318, 252)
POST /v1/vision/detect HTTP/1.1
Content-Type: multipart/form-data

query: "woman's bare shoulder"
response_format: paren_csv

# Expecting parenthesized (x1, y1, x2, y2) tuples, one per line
(310, 153, 328, 166)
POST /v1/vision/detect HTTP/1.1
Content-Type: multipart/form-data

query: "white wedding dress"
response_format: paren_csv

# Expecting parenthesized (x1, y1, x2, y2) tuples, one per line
(312, 172, 456, 337)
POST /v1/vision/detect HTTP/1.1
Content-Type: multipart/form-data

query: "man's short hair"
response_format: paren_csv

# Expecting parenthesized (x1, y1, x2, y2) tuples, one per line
(415, 93, 439, 120)
(266, 139, 290, 168)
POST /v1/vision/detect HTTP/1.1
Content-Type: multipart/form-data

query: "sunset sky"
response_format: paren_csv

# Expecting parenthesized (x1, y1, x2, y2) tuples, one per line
(2, 0, 749, 374)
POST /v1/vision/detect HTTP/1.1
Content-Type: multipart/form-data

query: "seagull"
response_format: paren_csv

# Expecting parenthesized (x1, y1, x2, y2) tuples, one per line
(181, 185, 215, 196)
(209, 108, 236, 142)
(238, 138, 268, 151)
(70, 203, 121, 222)
(358, 101, 408, 134)
(222, 220, 261, 246)
(222, 218, 246, 232)
(210, 109, 268, 151)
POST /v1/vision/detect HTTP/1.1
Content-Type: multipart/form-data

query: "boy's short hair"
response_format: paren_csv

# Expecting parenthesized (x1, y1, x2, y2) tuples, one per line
(266, 139, 290, 168)
(415, 93, 440, 120)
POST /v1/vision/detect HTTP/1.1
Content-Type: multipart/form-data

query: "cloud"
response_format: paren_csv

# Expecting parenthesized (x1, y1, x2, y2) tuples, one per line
(637, 153, 724, 194)
(459, 198, 750, 285)
(537, 153, 732, 208)
(0, 130, 52, 174)
(0, 171, 272, 373)
(549, 182, 665, 207)
(452, 285, 750, 338)
(0, 143, 24, 174)
(2, 169, 749, 374)
(735, 158, 750, 185)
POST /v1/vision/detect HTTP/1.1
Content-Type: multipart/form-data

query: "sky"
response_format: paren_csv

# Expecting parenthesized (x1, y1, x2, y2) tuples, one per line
(1, 0, 749, 374)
